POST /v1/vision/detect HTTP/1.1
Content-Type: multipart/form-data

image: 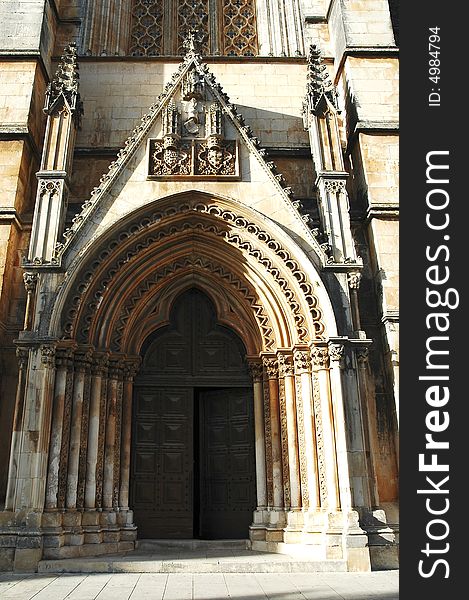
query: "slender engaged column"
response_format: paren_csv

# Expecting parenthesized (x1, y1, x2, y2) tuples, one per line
(311, 345, 340, 511)
(103, 358, 122, 510)
(66, 349, 92, 509)
(5, 348, 30, 510)
(249, 360, 267, 509)
(45, 346, 75, 509)
(278, 352, 301, 509)
(328, 343, 353, 511)
(95, 363, 109, 510)
(85, 353, 109, 509)
(119, 359, 140, 510)
(293, 348, 320, 511)
(355, 345, 379, 507)
(263, 357, 283, 509)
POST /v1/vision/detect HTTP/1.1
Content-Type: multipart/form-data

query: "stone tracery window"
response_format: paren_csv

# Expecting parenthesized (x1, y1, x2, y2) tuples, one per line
(129, 0, 164, 56)
(129, 0, 258, 56)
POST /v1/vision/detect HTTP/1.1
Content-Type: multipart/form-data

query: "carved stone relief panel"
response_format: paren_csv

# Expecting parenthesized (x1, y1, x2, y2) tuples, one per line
(148, 70, 240, 178)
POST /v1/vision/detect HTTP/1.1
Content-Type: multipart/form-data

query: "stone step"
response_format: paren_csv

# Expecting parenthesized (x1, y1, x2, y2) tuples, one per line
(38, 555, 347, 574)
(136, 538, 250, 551)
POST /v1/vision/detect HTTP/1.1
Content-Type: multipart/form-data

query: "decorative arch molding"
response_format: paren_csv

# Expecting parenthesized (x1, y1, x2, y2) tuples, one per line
(110, 256, 273, 355)
(51, 192, 337, 353)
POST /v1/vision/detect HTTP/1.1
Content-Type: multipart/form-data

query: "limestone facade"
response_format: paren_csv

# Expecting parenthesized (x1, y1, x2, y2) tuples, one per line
(0, 0, 399, 572)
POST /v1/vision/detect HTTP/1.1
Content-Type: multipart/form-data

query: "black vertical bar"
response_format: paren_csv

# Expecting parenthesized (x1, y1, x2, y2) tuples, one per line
(400, 3, 465, 597)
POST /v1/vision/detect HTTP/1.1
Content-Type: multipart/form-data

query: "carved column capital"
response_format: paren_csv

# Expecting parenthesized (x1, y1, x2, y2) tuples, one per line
(356, 346, 370, 366)
(248, 360, 263, 382)
(311, 345, 329, 369)
(277, 353, 294, 378)
(347, 271, 362, 290)
(23, 272, 38, 292)
(108, 357, 125, 380)
(123, 358, 141, 381)
(16, 347, 30, 369)
(293, 349, 312, 374)
(91, 352, 109, 376)
(328, 343, 345, 366)
(74, 348, 93, 373)
(41, 344, 56, 367)
(55, 346, 75, 369)
(262, 356, 278, 379)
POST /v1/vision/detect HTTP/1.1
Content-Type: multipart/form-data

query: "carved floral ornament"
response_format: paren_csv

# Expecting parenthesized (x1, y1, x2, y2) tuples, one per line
(278, 353, 294, 377)
(248, 360, 263, 382)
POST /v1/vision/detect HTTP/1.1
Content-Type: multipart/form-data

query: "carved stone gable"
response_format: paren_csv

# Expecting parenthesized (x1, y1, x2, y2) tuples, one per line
(148, 66, 240, 179)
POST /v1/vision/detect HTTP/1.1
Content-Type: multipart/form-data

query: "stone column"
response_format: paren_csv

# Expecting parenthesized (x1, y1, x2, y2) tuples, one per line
(119, 359, 140, 510)
(45, 345, 75, 509)
(263, 356, 283, 509)
(103, 358, 122, 510)
(311, 345, 339, 511)
(95, 361, 109, 510)
(278, 352, 301, 509)
(355, 345, 379, 507)
(347, 272, 362, 333)
(293, 348, 320, 511)
(340, 342, 374, 509)
(248, 360, 267, 509)
(22, 272, 38, 330)
(10, 345, 57, 511)
(4, 347, 30, 510)
(328, 342, 353, 511)
(85, 353, 109, 509)
(66, 349, 92, 509)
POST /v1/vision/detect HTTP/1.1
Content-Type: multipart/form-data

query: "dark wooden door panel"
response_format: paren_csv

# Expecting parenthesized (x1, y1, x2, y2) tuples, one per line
(131, 386, 193, 538)
(198, 387, 256, 539)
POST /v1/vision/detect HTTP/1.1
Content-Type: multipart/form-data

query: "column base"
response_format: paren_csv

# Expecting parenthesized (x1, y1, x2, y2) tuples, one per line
(249, 508, 376, 571)
(359, 503, 400, 570)
(0, 509, 137, 572)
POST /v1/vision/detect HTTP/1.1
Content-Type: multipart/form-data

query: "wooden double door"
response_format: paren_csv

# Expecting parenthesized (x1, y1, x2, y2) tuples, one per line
(131, 385, 256, 539)
(130, 288, 256, 539)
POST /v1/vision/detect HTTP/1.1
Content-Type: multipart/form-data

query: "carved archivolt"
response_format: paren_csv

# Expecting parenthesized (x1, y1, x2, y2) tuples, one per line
(59, 201, 326, 352)
(112, 254, 275, 352)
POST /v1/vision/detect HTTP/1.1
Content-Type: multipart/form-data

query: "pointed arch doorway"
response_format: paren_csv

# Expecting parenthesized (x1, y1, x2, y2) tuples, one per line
(130, 288, 257, 539)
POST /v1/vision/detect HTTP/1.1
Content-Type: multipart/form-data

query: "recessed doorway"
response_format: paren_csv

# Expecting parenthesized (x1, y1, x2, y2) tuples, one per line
(130, 289, 256, 539)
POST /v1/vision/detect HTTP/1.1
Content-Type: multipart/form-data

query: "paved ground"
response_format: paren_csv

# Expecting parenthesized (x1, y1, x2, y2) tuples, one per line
(0, 570, 399, 599)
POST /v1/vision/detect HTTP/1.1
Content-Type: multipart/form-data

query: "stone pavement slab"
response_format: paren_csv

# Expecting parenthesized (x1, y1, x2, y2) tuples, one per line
(0, 571, 399, 599)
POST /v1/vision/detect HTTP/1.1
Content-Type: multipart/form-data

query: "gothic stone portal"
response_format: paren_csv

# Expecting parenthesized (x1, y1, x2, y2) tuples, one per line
(130, 288, 257, 539)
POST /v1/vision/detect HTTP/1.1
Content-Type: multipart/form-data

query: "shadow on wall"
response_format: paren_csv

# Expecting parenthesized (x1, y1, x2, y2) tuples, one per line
(235, 105, 309, 149)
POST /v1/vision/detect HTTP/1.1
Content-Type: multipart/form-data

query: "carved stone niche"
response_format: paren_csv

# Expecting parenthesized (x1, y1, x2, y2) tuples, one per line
(148, 76, 240, 180)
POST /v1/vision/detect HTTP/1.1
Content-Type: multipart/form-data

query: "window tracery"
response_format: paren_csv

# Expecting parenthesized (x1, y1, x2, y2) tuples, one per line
(129, 0, 164, 56)
(222, 0, 258, 56)
(129, 0, 258, 56)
